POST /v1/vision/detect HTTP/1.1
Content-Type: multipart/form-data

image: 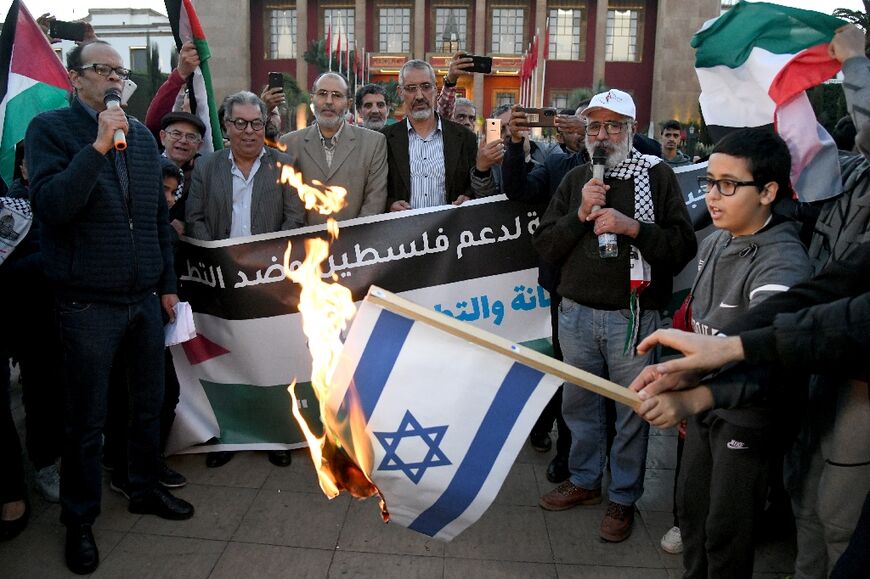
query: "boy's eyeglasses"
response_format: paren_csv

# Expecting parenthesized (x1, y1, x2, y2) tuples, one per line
(697, 177, 760, 197)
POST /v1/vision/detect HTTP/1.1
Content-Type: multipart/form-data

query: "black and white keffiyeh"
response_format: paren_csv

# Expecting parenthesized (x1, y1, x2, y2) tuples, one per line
(604, 148, 660, 224)
(604, 148, 661, 354)
(0, 195, 32, 265)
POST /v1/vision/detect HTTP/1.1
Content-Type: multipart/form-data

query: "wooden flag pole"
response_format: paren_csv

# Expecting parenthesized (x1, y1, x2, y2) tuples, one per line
(365, 286, 641, 410)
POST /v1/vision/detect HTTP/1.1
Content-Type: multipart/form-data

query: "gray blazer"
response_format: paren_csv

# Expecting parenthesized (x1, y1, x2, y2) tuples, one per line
(185, 146, 305, 240)
(279, 123, 388, 225)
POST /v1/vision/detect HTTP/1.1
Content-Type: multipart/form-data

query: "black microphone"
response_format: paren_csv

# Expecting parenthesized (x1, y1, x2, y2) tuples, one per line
(591, 146, 608, 208)
(103, 89, 127, 151)
(591, 145, 617, 258)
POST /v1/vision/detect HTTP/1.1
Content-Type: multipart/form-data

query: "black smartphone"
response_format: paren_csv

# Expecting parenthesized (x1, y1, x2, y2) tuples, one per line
(460, 54, 493, 75)
(516, 107, 558, 127)
(267, 72, 284, 90)
(49, 20, 87, 42)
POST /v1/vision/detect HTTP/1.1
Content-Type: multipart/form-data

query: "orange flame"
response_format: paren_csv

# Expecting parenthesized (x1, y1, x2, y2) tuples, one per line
(281, 170, 387, 516)
(281, 165, 347, 225)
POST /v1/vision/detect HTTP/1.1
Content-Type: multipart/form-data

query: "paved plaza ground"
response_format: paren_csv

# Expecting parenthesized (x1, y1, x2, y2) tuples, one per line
(2, 371, 796, 578)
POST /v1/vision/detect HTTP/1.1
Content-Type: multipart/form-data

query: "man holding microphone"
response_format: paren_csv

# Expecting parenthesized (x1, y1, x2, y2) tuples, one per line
(531, 89, 695, 542)
(26, 40, 193, 575)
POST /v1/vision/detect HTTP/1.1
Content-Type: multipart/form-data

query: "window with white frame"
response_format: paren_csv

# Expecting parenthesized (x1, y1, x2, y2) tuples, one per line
(267, 7, 297, 59)
(606, 3, 643, 62)
(495, 91, 516, 108)
(550, 93, 570, 110)
(548, 8, 583, 61)
(129, 47, 147, 71)
(491, 8, 524, 54)
(378, 8, 411, 53)
(434, 7, 467, 52)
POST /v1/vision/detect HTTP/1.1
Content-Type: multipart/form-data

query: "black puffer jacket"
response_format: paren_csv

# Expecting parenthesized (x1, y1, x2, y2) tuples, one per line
(26, 99, 174, 303)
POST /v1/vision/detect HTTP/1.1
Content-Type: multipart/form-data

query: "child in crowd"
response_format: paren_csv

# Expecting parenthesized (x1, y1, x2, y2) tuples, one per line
(160, 158, 184, 237)
(642, 127, 813, 578)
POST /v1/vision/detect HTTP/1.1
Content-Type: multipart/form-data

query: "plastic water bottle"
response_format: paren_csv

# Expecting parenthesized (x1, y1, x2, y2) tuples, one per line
(592, 146, 617, 258)
(598, 232, 618, 258)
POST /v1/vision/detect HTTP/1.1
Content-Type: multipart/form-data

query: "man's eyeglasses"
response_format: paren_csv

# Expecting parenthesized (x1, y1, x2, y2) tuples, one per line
(453, 113, 475, 121)
(313, 89, 346, 100)
(585, 121, 629, 136)
(697, 177, 760, 197)
(400, 82, 435, 94)
(77, 63, 131, 80)
(165, 130, 202, 144)
(226, 117, 266, 131)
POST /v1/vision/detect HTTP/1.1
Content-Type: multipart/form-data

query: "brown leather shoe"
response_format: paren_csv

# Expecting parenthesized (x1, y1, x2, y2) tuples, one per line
(600, 501, 635, 542)
(538, 481, 602, 511)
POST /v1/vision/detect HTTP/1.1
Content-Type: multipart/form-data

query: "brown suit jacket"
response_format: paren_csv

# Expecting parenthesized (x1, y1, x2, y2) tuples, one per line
(279, 123, 388, 224)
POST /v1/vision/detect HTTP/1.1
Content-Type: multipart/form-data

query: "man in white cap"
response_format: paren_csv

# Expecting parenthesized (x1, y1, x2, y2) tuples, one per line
(532, 88, 696, 542)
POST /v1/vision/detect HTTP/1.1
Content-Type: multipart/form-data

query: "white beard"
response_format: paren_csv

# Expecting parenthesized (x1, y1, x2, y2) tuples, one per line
(315, 111, 343, 130)
(410, 107, 432, 121)
(586, 131, 633, 168)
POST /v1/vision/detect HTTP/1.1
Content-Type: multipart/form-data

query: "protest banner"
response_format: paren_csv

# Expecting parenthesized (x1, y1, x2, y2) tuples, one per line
(167, 196, 551, 454)
(168, 163, 710, 455)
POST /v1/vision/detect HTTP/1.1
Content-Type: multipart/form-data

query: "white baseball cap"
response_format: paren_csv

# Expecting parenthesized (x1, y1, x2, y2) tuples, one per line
(580, 89, 636, 120)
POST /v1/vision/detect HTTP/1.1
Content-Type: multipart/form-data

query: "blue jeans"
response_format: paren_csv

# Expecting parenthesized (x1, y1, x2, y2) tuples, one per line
(558, 298, 660, 506)
(57, 293, 164, 525)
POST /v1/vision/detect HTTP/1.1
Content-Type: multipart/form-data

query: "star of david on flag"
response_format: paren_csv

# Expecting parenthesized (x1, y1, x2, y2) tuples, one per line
(323, 289, 563, 541)
(374, 411, 451, 484)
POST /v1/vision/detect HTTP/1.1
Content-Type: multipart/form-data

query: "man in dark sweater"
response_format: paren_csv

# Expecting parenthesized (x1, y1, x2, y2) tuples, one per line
(533, 89, 696, 542)
(26, 41, 193, 575)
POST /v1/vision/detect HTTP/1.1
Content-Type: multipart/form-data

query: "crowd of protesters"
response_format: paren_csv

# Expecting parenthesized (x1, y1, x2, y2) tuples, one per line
(0, 13, 867, 579)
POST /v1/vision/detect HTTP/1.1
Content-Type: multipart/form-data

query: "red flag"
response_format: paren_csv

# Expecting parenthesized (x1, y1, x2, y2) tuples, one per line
(346, 34, 350, 78)
(326, 22, 332, 71)
(543, 17, 550, 60)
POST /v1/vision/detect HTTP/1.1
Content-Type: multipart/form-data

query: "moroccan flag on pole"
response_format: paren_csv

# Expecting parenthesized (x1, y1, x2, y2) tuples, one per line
(692, 2, 845, 202)
(165, 0, 222, 152)
(0, 0, 70, 186)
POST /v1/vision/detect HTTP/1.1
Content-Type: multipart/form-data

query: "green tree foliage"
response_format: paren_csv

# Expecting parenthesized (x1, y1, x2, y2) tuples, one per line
(833, 1, 870, 54)
(125, 41, 168, 122)
(303, 39, 357, 78)
(566, 80, 609, 110)
(810, 83, 848, 134)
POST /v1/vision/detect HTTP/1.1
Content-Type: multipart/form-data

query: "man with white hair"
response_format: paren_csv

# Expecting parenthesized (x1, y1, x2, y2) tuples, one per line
(281, 73, 388, 223)
(532, 89, 696, 542)
(186, 90, 305, 468)
(382, 60, 482, 211)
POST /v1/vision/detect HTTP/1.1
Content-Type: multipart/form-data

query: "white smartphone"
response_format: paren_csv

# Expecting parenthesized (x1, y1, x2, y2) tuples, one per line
(485, 118, 501, 144)
(121, 79, 138, 106)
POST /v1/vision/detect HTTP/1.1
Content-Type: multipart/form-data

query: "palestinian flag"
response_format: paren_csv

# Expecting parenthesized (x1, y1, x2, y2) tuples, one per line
(165, 0, 222, 152)
(692, 2, 846, 202)
(0, 0, 70, 186)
